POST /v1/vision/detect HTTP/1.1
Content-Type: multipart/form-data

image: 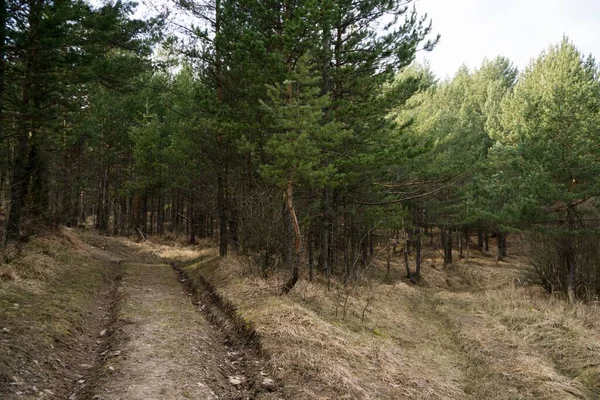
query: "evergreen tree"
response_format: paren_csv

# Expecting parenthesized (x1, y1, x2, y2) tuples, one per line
(260, 58, 347, 292)
(2, 0, 158, 243)
(492, 39, 600, 302)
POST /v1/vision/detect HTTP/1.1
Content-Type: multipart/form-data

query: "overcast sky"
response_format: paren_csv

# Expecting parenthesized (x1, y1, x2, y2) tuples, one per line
(413, 0, 600, 79)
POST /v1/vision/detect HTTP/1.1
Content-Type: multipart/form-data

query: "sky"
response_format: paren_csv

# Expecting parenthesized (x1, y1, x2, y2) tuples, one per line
(414, 0, 600, 79)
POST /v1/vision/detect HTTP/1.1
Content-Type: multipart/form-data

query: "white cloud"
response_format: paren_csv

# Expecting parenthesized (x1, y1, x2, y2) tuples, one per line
(414, 0, 600, 78)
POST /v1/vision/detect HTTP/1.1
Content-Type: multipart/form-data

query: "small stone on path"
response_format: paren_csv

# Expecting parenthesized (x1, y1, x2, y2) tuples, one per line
(229, 376, 244, 386)
(262, 378, 275, 387)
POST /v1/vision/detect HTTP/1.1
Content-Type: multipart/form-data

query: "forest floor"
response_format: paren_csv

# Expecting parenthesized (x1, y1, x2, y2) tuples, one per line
(1, 229, 599, 399)
(0, 229, 279, 400)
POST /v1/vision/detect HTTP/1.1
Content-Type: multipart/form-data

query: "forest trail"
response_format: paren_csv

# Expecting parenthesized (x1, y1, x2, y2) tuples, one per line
(94, 262, 225, 399)
(83, 237, 600, 400)
(2, 231, 598, 399)
(70, 234, 277, 400)
(404, 272, 598, 399)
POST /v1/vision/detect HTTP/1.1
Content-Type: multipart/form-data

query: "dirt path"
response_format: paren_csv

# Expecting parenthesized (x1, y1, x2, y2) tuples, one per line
(92, 262, 225, 399)
(420, 287, 592, 399)
(68, 233, 277, 400)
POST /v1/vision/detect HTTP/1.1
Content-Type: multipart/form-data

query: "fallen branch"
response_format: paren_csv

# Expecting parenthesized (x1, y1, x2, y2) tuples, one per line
(136, 228, 147, 241)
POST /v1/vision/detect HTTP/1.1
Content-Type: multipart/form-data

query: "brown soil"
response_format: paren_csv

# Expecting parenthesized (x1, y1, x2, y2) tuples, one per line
(92, 262, 230, 399)
(5, 230, 598, 400)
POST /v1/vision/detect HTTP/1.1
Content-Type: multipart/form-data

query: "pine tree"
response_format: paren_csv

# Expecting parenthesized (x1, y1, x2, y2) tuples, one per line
(493, 39, 600, 302)
(260, 58, 347, 292)
(2, 0, 158, 243)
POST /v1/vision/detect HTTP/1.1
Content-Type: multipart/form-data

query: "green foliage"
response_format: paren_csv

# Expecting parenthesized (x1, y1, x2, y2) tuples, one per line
(493, 39, 600, 228)
(259, 59, 348, 190)
(402, 38, 600, 299)
(396, 57, 517, 230)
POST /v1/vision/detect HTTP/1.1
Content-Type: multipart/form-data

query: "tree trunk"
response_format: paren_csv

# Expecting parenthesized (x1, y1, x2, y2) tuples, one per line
(112, 198, 118, 235)
(0, 0, 5, 145)
(173, 190, 180, 233)
(262, 248, 270, 278)
(189, 196, 196, 244)
(465, 229, 471, 262)
(215, 0, 228, 258)
(149, 197, 155, 235)
(308, 228, 314, 282)
(404, 241, 417, 284)
(404, 241, 411, 278)
(461, 228, 469, 258)
(0, 0, 5, 241)
(157, 189, 164, 235)
(458, 228, 463, 259)
(361, 231, 369, 268)
(197, 212, 206, 238)
(141, 193, 148, 234)
(343, 222, 350, 283)
(5, 7, 40, 243)
(27, 142, 49, 218)
(172, 189, 178, 232)
(441, 226, 453, 267)
(217, 171, 227, 256)
(328, 220, 335, 275)
(5, 129, 29, 243)
(319, 3, 332, 281)
(229, 209, 238, 250)
(282, 181, 301, 294)
(321, 187, 331, 285)
(566, 205, 576, 303)
(119, 196, 126, 235)
(132, 195, 140, 233)
(386, 243, 391, 282)
(60, 146, 79, 228)
(497, 232, 506, 261)
(95, 165, 110, 232)
(415, 227, 422, 281)
(79, 190, 86, 225)
(284, 204, 293, 267)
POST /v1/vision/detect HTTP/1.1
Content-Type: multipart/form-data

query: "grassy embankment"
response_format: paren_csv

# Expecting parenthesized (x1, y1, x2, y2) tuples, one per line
(147, 237, 600, 400)
(0, 229, 119, 398)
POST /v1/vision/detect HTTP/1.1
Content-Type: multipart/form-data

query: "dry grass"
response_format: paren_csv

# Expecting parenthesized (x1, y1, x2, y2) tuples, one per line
(102, 233, 600, 399)
(75, 229, 212, 264)
(190, 253, 599, 398)
(0, 229, 115, 398)
(178, 252, 464, 399)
